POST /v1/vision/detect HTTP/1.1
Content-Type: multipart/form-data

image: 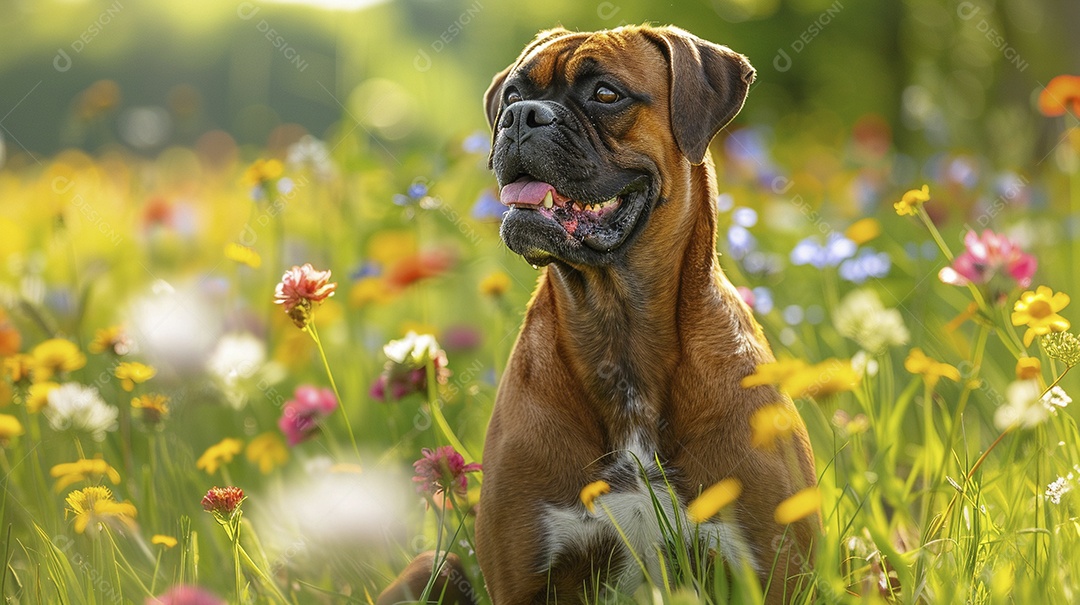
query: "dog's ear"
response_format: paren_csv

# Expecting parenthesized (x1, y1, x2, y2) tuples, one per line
(644, 27, 756, 165)
(483, 27, 573, 128)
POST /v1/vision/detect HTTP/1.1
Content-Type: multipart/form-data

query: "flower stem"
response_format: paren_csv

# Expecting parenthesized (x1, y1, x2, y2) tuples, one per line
(306, 321, 361, 463)
(425, 358, 475, 464)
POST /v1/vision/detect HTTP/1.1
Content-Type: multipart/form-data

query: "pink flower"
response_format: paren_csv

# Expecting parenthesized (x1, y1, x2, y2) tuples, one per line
(412, 446, 481, 498)
(146, 586, 226, 605)
(201, 486, 245, 517)
(938, 230, 1036, 303)
(274, 264, 336, 328)
(278, 385, 338, 445)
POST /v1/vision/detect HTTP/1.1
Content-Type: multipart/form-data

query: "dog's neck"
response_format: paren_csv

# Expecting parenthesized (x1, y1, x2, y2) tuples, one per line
(540, 156, 753, 452)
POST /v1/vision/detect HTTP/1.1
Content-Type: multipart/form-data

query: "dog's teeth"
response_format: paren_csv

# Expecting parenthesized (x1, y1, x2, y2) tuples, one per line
(543, 191, 554, 209)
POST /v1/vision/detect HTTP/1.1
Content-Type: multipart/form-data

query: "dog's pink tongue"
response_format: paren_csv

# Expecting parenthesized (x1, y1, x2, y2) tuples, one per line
(499, 177, 565, 207)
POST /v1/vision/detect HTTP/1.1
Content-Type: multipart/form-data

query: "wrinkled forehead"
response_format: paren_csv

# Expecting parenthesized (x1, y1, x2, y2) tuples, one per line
(512, 29, 667, 91)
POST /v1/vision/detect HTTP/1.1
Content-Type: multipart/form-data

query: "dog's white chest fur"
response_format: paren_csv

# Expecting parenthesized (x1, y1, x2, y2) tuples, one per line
(538, 443, 759, 593)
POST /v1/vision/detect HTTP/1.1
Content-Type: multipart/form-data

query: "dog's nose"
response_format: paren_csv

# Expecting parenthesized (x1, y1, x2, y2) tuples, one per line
(499, 100, 557, 131)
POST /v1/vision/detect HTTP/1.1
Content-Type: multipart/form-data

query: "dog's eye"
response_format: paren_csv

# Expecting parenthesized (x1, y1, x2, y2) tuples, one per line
(594, 86, 620, 104)
(505, 89, 523, 105)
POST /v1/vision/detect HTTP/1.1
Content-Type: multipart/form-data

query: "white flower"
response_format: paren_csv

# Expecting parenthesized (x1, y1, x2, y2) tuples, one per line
(286, 135, 335, 181)
(1046, 467, 1079, 504)
(994, 380, 1048, 431)
(833, 289, 909, 354)
(1041, 386, 1071, 412)
(851, 350, 879, 377)
(207, 332, 267, 409)
(44, 383, 118, 441)
(383, 332, 440, 367)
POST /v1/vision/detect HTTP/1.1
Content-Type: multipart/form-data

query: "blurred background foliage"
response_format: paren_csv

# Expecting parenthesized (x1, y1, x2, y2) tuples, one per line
(0, 0, 1077, 164)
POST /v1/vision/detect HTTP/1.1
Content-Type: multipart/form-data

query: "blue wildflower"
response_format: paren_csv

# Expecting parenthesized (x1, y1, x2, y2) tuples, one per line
(790, 232, 856, 268)
(839, 248, 891, 284)
(727, 225, 756, 259)
(471, 190, 506, 220)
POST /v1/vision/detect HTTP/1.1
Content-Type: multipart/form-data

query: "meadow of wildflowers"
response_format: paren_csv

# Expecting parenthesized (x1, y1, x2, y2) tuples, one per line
(2, 33, 1080, 604)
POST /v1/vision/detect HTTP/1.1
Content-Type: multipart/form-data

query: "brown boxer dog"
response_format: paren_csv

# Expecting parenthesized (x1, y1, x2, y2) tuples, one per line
(379, 24, 818, 604)
(476, 25, 817, 604)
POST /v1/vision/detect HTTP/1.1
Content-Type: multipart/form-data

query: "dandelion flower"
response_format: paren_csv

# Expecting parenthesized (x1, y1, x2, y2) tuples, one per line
(579, 480, 611, 514)
(412, 446, 481, 498)
(893, 184, 930, 216)
(904, 348, 961, 389)
(783, 359, 861, 400)
(0, 414, 24, 444)
(241, 158, 283, 187)
(31, 338, 86, 380)
(687, 478, 742, 523)
(206, 332, 266, 389)
(151, 535, 178, 548)
(1015, 357, 1042, 380)
(741, 358, 808, 389)
(202, 486, 245, 519)
(274, 264, 337, 328)
(44, 383, 117, 441)
(50, 457, 122, 492)
(114, 362, 156, 392)
(88, 325, 134, 356)
(749, 403, 801, 449)
(845, 218, 881, 245)
(65, 486, 137, 534)
(774, 487, 821, 525)
(246, 432, 289, 473)
(278, 386, 338, 446)
(479, 271, 511, 298)
(1012, 286, 1071, 346)
(132, 394, 170, 425)
(27, 381, 58, 413)
(196, 438, 244, 475)
(3, 354, 35, 384)
(938, 230, 1036, 303)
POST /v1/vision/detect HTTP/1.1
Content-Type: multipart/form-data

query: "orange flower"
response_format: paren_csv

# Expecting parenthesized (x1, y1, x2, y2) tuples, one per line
(1038, 75, 1080, 117)
(0, 309, 20, 356)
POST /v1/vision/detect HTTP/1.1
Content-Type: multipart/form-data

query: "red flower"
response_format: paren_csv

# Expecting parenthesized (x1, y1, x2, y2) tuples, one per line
(412, 446, 481, 498)
(274, 264, 336, 328)
(278, 386, 338, 446)
(386, 250, 454, 290)
(201, 486, 244, 517)
(938, 230, 1036, 303)
(1039, 75, 1080, 117)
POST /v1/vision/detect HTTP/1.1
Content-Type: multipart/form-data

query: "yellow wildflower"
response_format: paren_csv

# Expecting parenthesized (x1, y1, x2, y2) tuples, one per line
(0, 414, 24, 444)
(114, 362, 156, 392)
(1015, 357, 1042, 381)
(225, 243, 262, 269)
(1012, 286, 1071, 346)
(687, 478, 742, 523)
(196, 438, 244, 475)
(580, 480, 611, 514)
(740, 358, 809, 390)
(479, 271, 512, 298)
(749, 403, 802, 449)
(65, 486, 137, 534)
(844, 218, 881, 245)
(88, 325, 131, 355)
(131, 394, 170, 425)
(349, 277, 394, 307)
(151, 534, 178, 548)
(245, 432, 289, 474)
(31, 339, 86, 380)
(50, 458, 122, 493)
(241, 158, 283, 187)
(782, 359, 861, 400)
(904, 348, 962, 389)
(774, 487, 821, 525)
(27, 381, 59, 413)
(894, 184, 930, 216)
(3, 354, 35, 383)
